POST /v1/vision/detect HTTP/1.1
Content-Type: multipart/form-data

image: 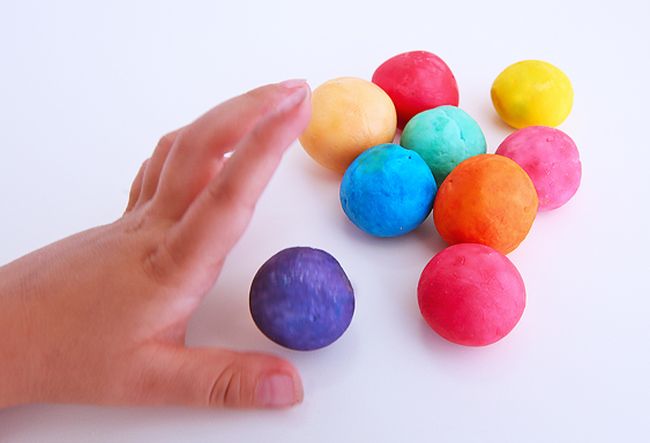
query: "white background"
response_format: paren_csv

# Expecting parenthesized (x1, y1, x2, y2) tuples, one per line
(1, 0, 649, 441)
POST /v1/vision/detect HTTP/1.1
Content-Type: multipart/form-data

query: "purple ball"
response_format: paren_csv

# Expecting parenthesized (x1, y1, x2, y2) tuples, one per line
(249, 247, 355, 351)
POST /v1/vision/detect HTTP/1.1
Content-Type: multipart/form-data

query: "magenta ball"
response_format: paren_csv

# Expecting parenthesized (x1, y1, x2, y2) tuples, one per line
(418, 243, 526, 346)
(496, 126, 581, 211)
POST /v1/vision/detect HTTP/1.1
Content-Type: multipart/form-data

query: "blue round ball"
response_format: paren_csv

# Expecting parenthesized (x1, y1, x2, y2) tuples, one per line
(340, 143, 436, 237)
(249, 247, 354, 351)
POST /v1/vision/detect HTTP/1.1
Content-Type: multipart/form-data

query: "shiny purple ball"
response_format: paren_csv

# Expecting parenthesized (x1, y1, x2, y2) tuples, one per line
(249, 247, 355, 351)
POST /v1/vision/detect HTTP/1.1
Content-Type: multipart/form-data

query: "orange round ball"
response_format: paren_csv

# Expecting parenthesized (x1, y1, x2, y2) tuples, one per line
(433, 154, 538, 254)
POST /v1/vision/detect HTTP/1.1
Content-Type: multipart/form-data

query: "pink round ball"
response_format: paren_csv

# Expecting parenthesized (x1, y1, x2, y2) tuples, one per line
(418, 243, 526, 346)
(496, 126, 581, 211)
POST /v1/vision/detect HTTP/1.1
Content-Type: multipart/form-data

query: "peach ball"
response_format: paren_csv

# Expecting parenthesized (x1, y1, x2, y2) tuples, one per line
(299, 77, 397, 173)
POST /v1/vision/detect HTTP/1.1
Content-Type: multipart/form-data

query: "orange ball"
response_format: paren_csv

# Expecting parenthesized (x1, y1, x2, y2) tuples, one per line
(433, 154, 538, 254)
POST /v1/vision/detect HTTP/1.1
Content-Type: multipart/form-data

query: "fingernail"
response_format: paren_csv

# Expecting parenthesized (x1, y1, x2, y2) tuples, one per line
(278, 78, 307, 89)
(255, 373, 299, 408)
(275, 84, 309, 114)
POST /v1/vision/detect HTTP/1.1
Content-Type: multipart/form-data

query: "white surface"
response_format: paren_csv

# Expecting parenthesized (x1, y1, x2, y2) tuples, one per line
(1, 0, 649, 441)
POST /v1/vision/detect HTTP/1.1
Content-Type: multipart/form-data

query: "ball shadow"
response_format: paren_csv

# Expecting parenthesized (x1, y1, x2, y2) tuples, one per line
(392, 129, 402, 145)
(336, 210, 446, 255)
(489, 113, 512, 133)
(186, 275, 274, 352)
(412, 214, 447, 253)
(293, 145, 341, 185)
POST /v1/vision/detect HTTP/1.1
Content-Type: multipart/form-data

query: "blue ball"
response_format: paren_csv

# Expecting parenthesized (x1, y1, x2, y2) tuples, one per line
(400, 105, 487, 185)
(340, 143, 437, 237)
(249, 247, 354, 351)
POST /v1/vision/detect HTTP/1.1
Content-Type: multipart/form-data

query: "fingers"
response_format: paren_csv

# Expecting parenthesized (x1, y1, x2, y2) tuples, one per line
(165, 83, 310, 271)
(151, 80, 309, 220)
(135, 347, 303, 409)
(124, 159, 148, 213)
(135, 129, 182, 209)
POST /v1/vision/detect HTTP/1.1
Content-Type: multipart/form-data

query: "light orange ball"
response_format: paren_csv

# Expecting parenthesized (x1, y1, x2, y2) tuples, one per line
(299, 77, 397, 173)
(433, 154, 538, 254)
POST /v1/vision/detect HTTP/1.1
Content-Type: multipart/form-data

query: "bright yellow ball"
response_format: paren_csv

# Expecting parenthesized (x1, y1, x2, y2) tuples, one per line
(491, 60, 573, 129)
(299, 77, 397, 173)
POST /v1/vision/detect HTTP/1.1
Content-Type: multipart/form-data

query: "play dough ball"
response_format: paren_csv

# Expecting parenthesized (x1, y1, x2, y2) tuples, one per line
(491, 60, 573, 128)
(299, 77, 397, 173)
(496, 126, 581, 211)
(418, 243, 526, 346)
(340, 144, 436, 237)
(433, 154, 538, 254)
(372, 51, 459, 129)
(249, 247, 354, 351)
(401, 105, 487, 185)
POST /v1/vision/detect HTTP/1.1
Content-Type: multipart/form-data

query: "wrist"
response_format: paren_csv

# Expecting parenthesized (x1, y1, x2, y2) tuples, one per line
(0, 269, 39, 408)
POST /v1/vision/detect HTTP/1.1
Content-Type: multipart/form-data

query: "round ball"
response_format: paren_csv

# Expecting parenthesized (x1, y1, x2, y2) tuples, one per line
(433, 154, 538, 254)
(496, 126, 581, 211)
(401, 105, 487, 185)
(340, 144, 436, 237)
(299, 77, 397, 173)
(372, 51, 459, 129)
(418, 243, 526, 346)
(491, 60, 573, 128)
(249, 247, 354, 351)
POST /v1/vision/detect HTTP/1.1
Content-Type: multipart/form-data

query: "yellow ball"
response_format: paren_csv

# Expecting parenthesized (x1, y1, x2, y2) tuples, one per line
(299, 77, 397, 173)
(491, 60, 573, 129)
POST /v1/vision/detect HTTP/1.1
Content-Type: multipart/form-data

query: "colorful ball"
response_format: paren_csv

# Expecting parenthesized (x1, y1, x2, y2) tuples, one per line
(491, 60, 573, 128)
(496, 126, 581, 211)
(340, 144, 436, 237)
(372, 51, 459, 129)
(418, 243, 526, 346)
(299, 77, 397, 173)
(249, 247, 354, 351)
(400, 105, 487, 185)
(433, 154, 538, 254)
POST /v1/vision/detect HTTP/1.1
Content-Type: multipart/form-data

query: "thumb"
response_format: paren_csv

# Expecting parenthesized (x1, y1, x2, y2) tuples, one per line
(134, 346, 303, 409)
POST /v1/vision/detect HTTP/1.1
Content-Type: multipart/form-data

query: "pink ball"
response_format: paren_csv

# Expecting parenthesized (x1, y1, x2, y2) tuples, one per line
(417, 243, 526, 346)
(496, 126, 581, 211)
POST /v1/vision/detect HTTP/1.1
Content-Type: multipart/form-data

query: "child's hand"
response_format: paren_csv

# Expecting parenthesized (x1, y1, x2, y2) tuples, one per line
(0, 80, 311, 409)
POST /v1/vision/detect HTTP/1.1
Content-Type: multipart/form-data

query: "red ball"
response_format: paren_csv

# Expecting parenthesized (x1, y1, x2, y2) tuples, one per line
(417, 244, 526, 346)
(372, 51, 459, 129)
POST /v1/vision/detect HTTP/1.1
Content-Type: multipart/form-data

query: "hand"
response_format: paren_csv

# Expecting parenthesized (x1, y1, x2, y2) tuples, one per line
(0, 80, 311, 409)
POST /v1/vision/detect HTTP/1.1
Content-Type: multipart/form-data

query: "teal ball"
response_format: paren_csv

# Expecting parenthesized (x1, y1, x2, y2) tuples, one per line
(400, 105, 487, 185)
(340, 144, 436, 237)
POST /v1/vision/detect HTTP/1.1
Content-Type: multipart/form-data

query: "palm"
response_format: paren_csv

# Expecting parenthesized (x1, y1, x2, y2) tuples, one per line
(0, 80, 310, 410)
